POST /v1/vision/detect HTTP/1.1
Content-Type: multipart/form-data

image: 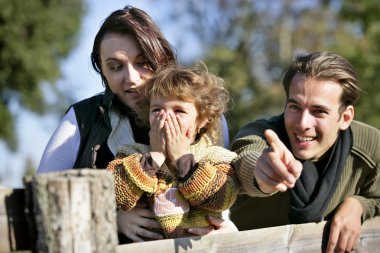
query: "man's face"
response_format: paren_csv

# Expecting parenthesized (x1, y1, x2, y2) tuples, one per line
(284, 73, 353, 161)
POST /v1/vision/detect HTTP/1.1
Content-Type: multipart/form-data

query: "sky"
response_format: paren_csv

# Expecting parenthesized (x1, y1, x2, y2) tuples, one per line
(0, 0, 201, 188)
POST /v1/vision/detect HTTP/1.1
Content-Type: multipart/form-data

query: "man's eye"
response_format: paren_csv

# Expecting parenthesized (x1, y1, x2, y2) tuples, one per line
(313, 109, 328, 116)
(288, 104, 299, 110)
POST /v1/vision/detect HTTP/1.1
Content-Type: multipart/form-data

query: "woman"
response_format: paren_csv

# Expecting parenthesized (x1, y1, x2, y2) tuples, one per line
(37, 6, 235, 243)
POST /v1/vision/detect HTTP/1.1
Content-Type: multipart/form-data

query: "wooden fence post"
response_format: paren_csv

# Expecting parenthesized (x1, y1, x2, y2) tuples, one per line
(0, 187, 31, 251)
(26, 169, 117, 253)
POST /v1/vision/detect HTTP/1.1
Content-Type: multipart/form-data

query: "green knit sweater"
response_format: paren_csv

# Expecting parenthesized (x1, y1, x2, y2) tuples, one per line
(230, 114, 380, 230)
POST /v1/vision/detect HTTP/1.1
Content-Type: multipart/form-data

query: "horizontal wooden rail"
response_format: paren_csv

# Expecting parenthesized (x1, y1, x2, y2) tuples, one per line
(116, 217, 380, 253)
(1, 170, 380, 252)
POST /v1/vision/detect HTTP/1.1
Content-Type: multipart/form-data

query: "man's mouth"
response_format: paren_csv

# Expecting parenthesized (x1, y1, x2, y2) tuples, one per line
(296, 135, 316, 142)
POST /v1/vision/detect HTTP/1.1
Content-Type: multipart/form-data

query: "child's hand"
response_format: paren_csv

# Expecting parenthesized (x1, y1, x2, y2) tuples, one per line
(164, 113, 191, 163)
(150, 110, 167, 156)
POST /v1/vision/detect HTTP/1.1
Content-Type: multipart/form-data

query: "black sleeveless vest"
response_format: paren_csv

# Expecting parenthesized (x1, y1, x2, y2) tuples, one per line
(71, 89, 149, 169)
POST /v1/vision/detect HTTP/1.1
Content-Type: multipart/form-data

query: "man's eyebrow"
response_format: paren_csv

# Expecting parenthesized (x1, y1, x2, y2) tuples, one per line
(312, 104, 331, 111)
(287, 98, 298, 104)
(287, 98, 330, 111)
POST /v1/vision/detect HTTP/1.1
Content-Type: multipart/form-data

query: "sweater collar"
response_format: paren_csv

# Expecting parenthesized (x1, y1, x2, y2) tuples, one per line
(188, 134, 213, 162)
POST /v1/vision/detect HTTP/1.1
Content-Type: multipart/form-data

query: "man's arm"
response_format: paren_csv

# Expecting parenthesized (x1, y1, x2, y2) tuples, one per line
(254, 130, 302, 193)
(327, 161, 380, 253)
(326, 197, 363, 253)
(232, 129, 302, 196)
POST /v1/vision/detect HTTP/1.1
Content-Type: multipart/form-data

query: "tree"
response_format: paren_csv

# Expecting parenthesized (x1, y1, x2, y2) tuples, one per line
(24, 155, 37, 178)
(337, 0, 380, 127)
(166, 0, 380, 138)
(0, 0, 84, 151)
(167, 0, 341, 136)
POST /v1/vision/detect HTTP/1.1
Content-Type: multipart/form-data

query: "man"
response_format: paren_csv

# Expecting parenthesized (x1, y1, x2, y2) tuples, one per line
(230, 52, 380, 253)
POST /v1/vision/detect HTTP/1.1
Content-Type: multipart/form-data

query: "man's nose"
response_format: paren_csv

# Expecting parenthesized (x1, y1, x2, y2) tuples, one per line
(299, 111, 313, 130)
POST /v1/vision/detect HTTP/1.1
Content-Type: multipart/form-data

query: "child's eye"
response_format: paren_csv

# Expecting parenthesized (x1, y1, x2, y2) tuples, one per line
(175, 110, 186, 114)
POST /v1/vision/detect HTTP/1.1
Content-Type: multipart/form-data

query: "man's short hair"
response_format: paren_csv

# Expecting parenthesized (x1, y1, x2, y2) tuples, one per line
(282, 52, 361, 108)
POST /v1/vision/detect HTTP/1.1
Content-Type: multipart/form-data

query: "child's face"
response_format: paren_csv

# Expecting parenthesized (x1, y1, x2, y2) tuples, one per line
(149, 95, 204, 144)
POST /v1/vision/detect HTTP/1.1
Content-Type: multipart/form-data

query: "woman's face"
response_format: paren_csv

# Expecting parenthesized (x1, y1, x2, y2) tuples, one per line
(100, 33, 153, 109)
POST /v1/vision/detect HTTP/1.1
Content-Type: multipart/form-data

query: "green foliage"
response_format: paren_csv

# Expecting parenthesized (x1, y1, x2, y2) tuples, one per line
(0, 101, 16, 149)
(204, 45, 285, 136)
(0, 0, 84, 151)
(168, 0, 380, 139)
(24, 156, 37, 178)
(337, 0, 380, 128)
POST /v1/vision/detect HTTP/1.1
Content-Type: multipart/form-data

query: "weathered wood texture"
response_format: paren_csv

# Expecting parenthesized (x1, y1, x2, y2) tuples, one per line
(117, 216, 380, 253)
(2, 169, 380, 253)
(0, 187, 31, 252)
(27, 169, 118, 253)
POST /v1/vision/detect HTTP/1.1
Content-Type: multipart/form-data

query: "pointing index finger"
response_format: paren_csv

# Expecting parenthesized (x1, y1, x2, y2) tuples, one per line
(264, 129, 300, 185)
(264, 129, 285, 154)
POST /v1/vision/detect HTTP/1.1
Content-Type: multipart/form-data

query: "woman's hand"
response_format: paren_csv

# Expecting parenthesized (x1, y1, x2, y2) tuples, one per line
(117, 202, 164, 242)
(187, 216, 238, 236)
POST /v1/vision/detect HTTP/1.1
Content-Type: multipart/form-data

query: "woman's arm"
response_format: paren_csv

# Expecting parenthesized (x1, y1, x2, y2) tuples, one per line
(37, 107, 80, 173)
(221, 114, 230, 148)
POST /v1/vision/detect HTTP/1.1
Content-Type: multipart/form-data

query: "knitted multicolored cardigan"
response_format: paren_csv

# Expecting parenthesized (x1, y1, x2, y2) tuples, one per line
(107, 135, 240, 239)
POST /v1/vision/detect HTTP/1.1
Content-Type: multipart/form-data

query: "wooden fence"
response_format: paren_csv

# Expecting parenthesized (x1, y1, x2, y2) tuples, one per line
(1, 169, 380, 253)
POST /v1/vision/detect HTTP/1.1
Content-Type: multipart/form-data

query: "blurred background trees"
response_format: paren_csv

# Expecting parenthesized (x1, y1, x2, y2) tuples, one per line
(0, 0, 379, 183)
(166, 0, 380, 137)
(0, 0, 83, 151)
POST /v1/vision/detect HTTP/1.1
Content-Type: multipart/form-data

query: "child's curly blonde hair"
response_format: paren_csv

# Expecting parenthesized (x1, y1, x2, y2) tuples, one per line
(136, 62, 230, 144)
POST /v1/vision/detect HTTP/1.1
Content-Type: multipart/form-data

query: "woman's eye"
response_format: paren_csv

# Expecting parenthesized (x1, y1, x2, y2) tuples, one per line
(109, 64, 121, 71)
(150, 108, 161, 113)
(136, 59, 151, 69)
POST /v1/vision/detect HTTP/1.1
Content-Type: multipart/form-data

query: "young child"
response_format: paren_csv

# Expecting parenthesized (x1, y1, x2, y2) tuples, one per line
(107, 63, 240, 239)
